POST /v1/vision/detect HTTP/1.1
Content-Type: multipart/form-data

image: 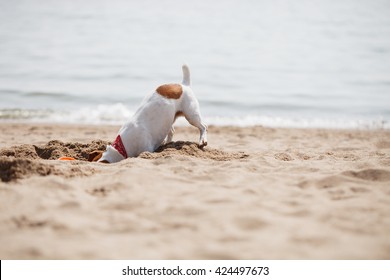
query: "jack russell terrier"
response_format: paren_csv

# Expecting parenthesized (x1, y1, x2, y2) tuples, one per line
(89, 64, 207, 163)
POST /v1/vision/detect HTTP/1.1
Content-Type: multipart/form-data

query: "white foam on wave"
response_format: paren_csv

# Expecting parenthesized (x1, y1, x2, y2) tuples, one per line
(1, 104, 388, 130)
(45, 103, 133, 125)
(203, 115, 389, 130)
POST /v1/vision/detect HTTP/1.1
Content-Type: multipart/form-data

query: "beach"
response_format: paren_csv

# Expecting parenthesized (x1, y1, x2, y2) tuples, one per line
(0, 122, 389, 259)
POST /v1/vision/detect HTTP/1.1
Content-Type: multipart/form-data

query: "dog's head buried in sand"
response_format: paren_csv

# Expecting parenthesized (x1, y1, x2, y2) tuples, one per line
(89, 64, 208, 164)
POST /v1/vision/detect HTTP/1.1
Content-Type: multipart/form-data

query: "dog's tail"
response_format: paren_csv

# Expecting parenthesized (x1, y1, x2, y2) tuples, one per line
(182, 64, 191, 86)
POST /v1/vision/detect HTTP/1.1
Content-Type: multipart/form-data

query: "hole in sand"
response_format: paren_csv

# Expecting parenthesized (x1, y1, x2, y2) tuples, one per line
(0, 140, 108, 182)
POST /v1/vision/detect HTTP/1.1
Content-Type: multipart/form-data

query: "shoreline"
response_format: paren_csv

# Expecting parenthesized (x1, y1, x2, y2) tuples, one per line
(0, 123, 389, 259)
(0, 111, 388, 130)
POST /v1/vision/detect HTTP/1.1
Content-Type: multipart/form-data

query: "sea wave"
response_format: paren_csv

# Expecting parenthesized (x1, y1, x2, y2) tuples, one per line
(0, 104, 388, 129)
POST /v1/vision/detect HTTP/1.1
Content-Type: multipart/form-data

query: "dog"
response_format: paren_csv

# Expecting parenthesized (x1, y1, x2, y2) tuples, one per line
(89, 64, 207, 163)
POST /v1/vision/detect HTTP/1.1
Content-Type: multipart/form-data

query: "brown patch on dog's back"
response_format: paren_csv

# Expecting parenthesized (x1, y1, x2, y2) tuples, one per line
(156, 84, 183, 99)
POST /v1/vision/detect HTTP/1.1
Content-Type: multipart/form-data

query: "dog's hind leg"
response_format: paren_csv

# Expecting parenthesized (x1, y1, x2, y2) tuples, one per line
(184, 112, 207, 147)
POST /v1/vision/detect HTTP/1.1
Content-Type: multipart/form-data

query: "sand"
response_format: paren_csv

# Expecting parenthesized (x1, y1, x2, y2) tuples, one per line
(0, 122, 389, 259)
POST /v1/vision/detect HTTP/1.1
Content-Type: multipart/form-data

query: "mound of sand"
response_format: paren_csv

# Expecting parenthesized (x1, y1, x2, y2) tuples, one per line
(0, 140, 110, 182)
(0, 158, 53, 182)
(0, 140, 109, 161)
(139, 141, 249, 161)
(0, 156, 100, 183)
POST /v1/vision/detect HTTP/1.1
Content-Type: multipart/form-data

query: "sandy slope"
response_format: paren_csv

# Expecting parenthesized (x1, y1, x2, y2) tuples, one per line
(0, 123, 389, 259)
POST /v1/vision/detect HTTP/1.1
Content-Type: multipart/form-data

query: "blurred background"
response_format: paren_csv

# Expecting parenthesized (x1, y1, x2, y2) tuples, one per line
(0, 0, 389, 128)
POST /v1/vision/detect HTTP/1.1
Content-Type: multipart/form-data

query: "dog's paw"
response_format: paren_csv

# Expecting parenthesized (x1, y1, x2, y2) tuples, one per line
(198, 140, 208, 148)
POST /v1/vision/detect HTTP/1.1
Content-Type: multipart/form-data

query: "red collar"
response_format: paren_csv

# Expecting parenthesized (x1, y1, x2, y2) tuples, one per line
(112, 135, 128, 159)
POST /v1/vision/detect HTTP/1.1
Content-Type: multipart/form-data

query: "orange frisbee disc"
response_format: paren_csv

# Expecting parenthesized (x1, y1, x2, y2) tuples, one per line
(58, 156, 76, 161)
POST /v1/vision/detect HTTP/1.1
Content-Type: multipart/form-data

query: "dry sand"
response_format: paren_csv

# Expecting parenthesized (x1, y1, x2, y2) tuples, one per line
(0, 122, 389, 259)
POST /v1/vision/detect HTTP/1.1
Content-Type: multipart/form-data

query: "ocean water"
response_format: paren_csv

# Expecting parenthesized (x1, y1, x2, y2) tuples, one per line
(0, 0, 389, 128)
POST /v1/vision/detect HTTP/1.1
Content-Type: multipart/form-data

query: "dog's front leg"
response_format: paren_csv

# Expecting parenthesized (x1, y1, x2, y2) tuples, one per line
(161, 126, 175, 145)
(167, 126, 175, 143)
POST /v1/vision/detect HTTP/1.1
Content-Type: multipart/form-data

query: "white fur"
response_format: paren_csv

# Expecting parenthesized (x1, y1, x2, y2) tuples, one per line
(99, 65, 207, 163)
